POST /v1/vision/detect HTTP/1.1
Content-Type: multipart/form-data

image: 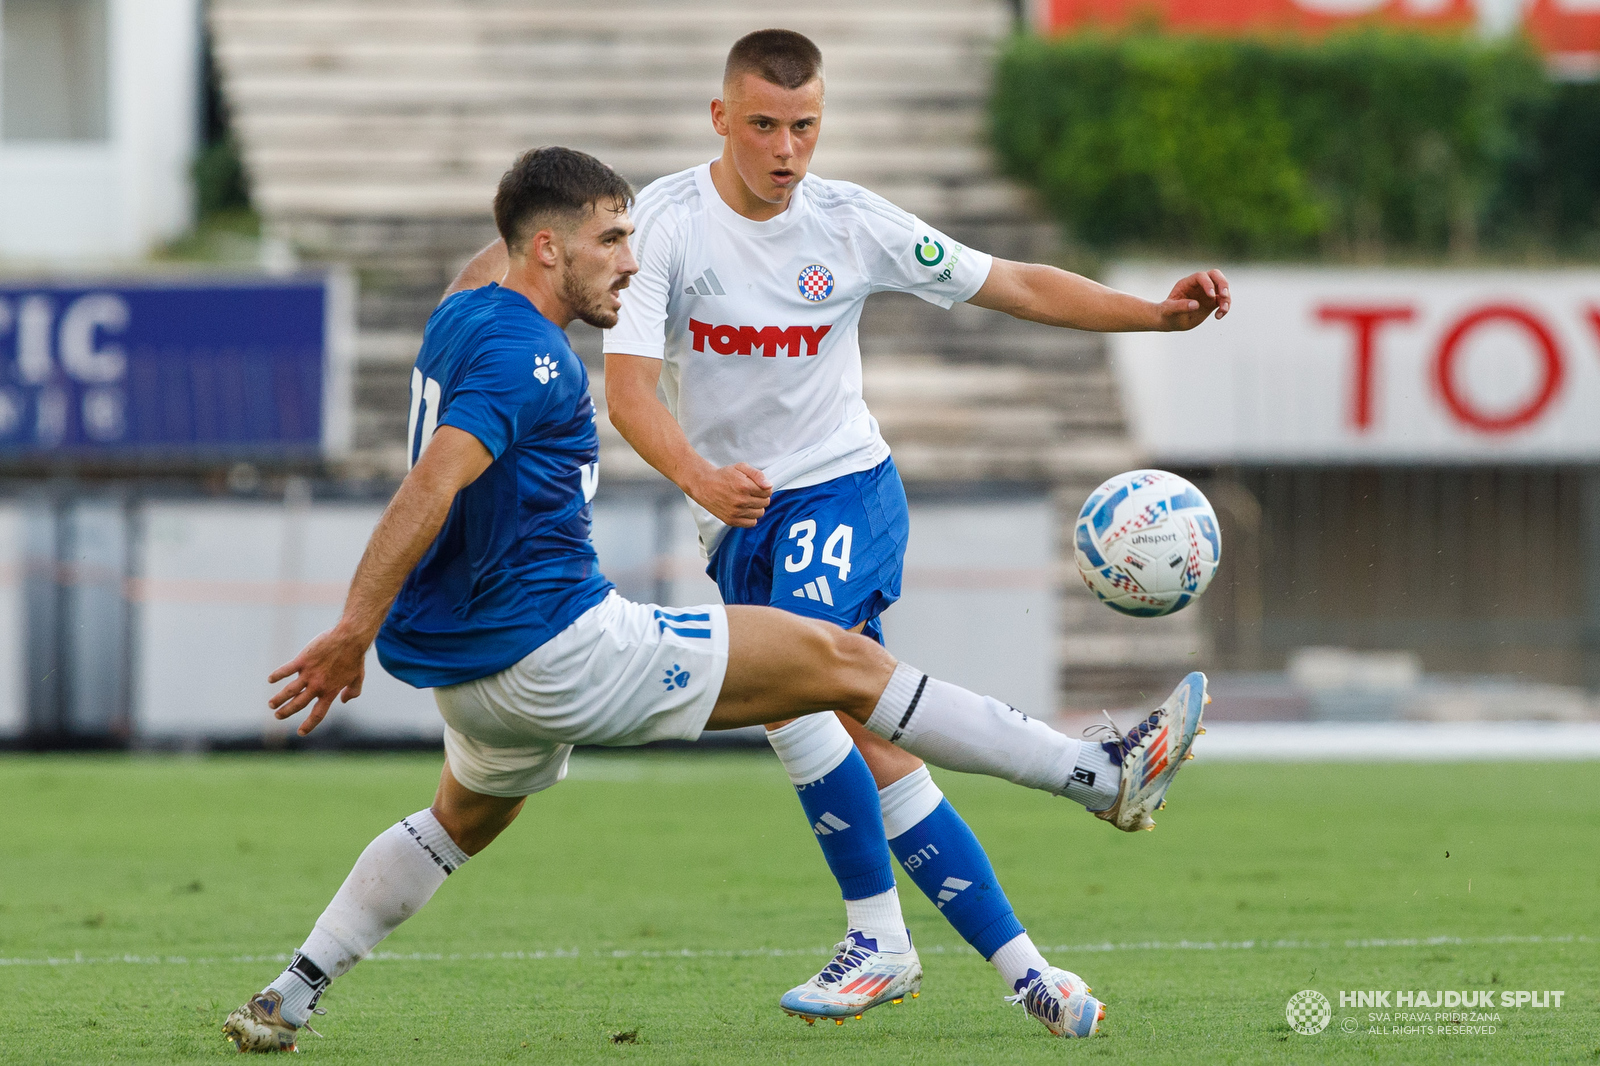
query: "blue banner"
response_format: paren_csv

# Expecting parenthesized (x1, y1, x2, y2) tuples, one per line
(0, 275, 346, 460)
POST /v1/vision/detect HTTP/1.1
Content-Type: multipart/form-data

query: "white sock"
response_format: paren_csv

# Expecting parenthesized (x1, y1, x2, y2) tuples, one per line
(1063, 738, 1118, 811)
(990, 931, 1051, 993)
(263, 952, 329, 1027)
(765, 713, 854, 785)
(864, 664, 1084, 796)
(878, 765, 943, 840)
(869, 769, 937, 956)
(269, 808, 469, 1025)
(845, 886, 911, 953)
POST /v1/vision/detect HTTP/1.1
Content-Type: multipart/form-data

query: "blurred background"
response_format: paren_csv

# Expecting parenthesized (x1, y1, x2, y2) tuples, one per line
(0, 0, 1598, 757)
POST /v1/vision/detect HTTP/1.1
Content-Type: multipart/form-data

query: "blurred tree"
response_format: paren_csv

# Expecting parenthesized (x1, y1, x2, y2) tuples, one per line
(992, 31, 1575, 260)
(158, 14, 257, 261)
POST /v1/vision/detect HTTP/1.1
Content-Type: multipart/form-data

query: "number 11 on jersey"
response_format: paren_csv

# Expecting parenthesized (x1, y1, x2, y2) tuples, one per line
(408, 368, 441, 468)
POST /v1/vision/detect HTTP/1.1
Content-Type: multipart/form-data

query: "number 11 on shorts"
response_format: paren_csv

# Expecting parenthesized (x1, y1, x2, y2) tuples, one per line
(784, 519, 853, 581)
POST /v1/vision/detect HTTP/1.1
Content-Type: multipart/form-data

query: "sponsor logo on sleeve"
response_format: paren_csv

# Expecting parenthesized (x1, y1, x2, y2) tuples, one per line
(916, 235, 965, 283)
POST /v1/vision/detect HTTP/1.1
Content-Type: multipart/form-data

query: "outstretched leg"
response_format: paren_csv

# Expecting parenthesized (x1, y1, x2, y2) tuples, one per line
(716, 610, 1102, 801)
(223, 762, 524, 1052)
(712, 611, 1203, 833)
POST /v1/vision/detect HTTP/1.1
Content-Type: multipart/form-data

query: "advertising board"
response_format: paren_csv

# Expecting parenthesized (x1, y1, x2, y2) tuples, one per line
(0, 273, 352, 463)
(1040, 0, 1600, 70)
(1109, 265, 1600, 463)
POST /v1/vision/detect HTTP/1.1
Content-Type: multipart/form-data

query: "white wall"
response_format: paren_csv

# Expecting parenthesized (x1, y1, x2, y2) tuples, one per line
(135, 499, 442, 740)
(0, 503, 23, 735)
(881, 498, 1058, 716)
(596, 492, 1059, 715)
(127, 493, 1057, 740)
(0, 0, 199, 263)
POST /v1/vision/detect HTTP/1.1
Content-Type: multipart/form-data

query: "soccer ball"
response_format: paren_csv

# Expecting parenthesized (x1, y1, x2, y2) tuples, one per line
(1073, 470, 1220, 617)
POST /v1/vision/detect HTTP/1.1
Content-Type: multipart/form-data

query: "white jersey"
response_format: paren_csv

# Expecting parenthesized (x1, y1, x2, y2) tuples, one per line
(601, 162, 992, 553)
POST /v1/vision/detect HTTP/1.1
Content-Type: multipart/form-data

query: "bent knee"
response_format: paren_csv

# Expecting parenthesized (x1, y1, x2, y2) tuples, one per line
(810, 621, 894, 710)
(799, 616, 875, 665)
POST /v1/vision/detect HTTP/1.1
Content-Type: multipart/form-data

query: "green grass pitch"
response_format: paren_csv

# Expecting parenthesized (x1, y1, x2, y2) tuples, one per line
(1, 752, 1595, 1064)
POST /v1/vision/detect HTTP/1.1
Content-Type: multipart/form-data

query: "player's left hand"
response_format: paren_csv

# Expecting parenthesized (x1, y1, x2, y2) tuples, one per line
(1156, 269, 1230, 331)
(268, 625, 368, 736)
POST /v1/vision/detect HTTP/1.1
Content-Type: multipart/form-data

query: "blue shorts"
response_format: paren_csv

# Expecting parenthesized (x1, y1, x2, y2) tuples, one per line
(708, 457, 909, 644)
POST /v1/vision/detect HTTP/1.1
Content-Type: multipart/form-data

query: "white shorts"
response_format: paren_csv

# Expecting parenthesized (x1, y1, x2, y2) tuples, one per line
(434, 591, 729, 797)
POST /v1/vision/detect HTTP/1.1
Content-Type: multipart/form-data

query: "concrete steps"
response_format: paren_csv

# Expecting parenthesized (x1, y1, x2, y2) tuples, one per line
(212, 0, 1013, 221)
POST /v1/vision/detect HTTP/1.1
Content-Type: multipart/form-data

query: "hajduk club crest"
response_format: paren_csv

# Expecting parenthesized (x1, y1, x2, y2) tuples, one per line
(797, 263, 834, 302)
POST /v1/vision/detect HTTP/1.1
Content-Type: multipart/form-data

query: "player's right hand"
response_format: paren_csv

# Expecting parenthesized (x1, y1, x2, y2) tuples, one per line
(692, 462, 772, 527)
(268, 625, 368, 736)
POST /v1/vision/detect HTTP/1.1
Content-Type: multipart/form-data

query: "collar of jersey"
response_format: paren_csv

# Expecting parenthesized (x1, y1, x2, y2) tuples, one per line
(694, 162, 809, 237)
(481, 281, 546, 319)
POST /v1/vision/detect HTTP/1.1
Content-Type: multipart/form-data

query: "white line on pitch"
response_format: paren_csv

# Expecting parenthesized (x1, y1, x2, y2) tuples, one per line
(0, 933, 1588, 969)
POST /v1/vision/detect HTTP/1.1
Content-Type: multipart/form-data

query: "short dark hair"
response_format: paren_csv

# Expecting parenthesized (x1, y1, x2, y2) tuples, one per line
(723, 29, 823, 91)
(493, 146, 633, 252)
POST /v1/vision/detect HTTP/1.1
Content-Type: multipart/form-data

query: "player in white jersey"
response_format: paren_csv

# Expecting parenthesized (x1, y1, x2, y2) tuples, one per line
(450, 31, 1228, 1035)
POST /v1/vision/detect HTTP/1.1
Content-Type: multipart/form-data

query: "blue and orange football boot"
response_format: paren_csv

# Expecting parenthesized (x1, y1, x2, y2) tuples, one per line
(779, 931, 922, 1024)
(1008, 966, 1106, 1037)
(1090, 671, 1208, 832)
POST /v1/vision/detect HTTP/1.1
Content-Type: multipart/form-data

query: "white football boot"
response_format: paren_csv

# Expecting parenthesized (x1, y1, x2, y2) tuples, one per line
(1008, 966, 1105, 1037)
(222, 990, 321, 1053)
(779, 931, 922, 1024)
(1089, 671, 1208, 832)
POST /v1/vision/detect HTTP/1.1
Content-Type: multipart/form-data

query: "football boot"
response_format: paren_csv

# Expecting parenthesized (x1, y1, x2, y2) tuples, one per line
(222, 990, 321, 1053)
(779, 931, 922, 1023)
(1088, 671, 1208, 832)
(1007, 966, 1105, 1037)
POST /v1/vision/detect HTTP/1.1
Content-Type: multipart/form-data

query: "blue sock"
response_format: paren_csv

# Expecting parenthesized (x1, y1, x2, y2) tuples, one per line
(883, 774, 1025, 959)
(767, 718, 897, 901)
(796, 747, 898, 899)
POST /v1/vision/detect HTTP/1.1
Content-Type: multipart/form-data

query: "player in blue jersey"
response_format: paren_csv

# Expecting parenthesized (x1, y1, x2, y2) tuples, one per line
(451, 30, 1230, 1032)
(222, 147, 1205, 1054)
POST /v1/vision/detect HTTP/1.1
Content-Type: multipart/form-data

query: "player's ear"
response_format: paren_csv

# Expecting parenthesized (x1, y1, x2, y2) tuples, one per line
(710, 97, 729, 137)
(529, 228, 561, 269)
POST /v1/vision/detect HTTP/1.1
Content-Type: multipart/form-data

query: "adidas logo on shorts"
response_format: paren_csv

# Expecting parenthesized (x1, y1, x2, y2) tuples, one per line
(793, 577, 835, 606)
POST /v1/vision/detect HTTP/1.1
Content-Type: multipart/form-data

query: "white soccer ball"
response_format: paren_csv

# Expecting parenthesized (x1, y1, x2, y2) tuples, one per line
(1073, 469, 1220, 617)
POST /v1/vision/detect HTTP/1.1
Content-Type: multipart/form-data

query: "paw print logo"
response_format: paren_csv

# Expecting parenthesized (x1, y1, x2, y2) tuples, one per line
(662, 663, 691, 691)
(532, 354, 560, 385)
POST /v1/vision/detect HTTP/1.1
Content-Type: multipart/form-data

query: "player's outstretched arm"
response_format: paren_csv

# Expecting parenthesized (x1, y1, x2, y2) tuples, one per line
(605, 351, 772, 527)
(968, 259, 1230, 333)
(444, 239, 510, 299)
(267, 427, 493, 735)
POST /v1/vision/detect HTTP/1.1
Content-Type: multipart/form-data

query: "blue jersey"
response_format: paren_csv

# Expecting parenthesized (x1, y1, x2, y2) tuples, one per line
(376, 283, 613, 688)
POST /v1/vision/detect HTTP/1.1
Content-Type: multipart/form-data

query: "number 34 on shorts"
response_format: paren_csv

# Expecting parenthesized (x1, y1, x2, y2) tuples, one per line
(782, 519, 853, 604)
